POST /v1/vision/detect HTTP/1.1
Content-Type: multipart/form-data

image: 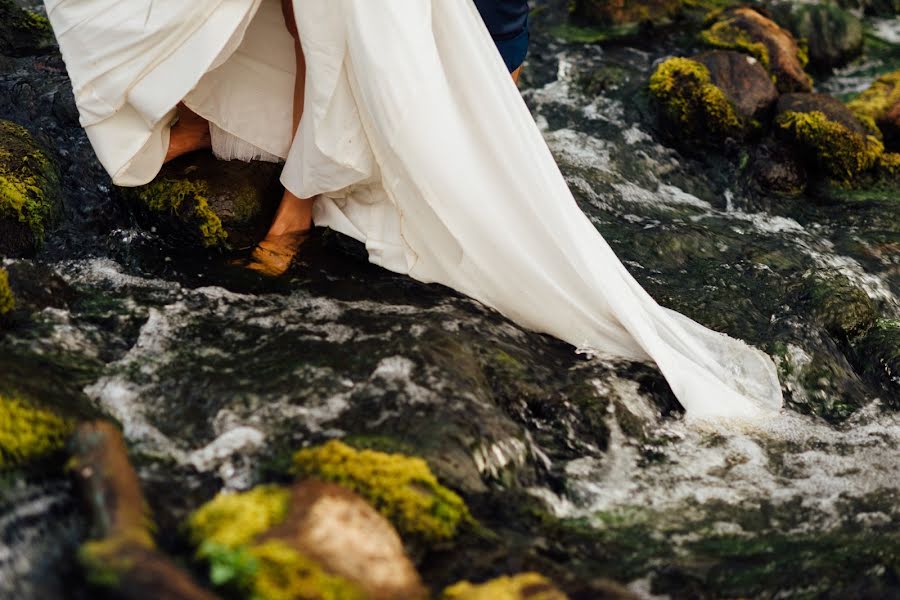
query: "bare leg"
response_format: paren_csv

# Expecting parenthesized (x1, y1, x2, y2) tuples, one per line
(165, 103, 211, 163)
(246, 0, 314, 275)
(511, 65, 522, 85)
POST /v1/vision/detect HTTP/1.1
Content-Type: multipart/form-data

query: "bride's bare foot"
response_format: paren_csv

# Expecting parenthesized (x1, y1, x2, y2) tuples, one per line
(242, 191, 315, 276)
(165, 104, 211, 163)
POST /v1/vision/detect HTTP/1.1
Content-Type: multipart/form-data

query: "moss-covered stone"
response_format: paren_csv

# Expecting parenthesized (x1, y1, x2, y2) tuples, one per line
(648, 57, 747, 143)
(569, 0, 682, 28)
(0, 0, 55, 57)
(188, 485, 291, 551)
(769, 3, 863, 71)
(700, 7, 813, 93)
(848, 70, 900, 151)
(877, 151, 900, 178)
(852, 319, 900, 398)
(0, 267, 13, 315)
(125, 152, 282, 252)
(0, 394, 72, 469)
(291, 440, 472, 544)
(776, 107, 884, 181)
(0, 120, 61, 257)
(801, 273, 877, 341)
(443, 573, 569, 600)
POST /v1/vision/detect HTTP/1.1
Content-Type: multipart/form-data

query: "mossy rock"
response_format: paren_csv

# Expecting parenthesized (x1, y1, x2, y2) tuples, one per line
(188, 481, 425, 599)
(700, 7, 813, 93)
(852, 319, 900, 400)
(775, 93, 884, 182)
(291, 440, 472, 545)
(443, 573, 569, 600)
(848, 70, 900, 152)
(569, 0, 682, 27)
(123, 152, 283, 252)
(769, 2, 863, 71)
(0, 120, 61, 258)
(648, 56, 749, 144)
(798, 272, 877, 342)
(692, 50, 778, 121)
(0, 393, 73, 470)
(0, 0, 54, 57)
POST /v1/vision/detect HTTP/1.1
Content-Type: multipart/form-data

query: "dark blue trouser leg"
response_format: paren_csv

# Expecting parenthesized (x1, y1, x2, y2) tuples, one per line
(473, 0, 530, 72)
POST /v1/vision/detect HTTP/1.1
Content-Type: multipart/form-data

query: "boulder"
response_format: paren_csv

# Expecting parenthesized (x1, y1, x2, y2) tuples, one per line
(775, 93, 884, 180)
(123, 152, 283, 252)
(648, 56, 750, 143)
(0, 0, 55, 57)
(0, 120, 61, 258)
(693, 50, 779, 121)
(701, 7, 813, 93)
(570, 0, 682, 27)
(848, 70, 900, 151)
(187, 480, 427, 600)
(770, 3, 863, 71)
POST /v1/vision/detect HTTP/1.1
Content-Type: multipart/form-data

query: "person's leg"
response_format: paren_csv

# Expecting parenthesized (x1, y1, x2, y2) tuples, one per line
(246, 0, 314, 275)
(165, 103, 211, 163)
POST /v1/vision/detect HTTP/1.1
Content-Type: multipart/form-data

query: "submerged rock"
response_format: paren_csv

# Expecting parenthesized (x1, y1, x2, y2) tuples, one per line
(770, 3, 863, 71)
(848, 70, 900, 152)
(569, 0, 681, 27)
(188, 481, 425, 600)
(124, 152, 283, 252)
(701, 7, 813, 93)
(0, 120, 61, 257)
(775, 93, 884, 181)
(0, 394, 72, 470)
(442, 573, 568, 600)
(0, 0, 55, 58)
(291, 440, 472, 546)
(648, 56, 751, 144)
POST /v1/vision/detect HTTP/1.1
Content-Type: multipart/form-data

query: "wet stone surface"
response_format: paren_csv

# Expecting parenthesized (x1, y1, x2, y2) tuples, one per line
(1, 1, 900, 599)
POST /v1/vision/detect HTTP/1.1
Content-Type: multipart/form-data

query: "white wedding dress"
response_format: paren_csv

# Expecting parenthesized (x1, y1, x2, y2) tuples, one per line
(45, 0, 783, 418)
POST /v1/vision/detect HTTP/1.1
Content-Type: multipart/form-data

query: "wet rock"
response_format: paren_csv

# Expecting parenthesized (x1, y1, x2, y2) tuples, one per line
(70, 421, 219, 600)
(648, 56, 751, 143)
(0, 394, 73, 470)
(0, 0, 55, 58)
(848, 70, 900, 151)
(770, 3, 863, 71)
(797, 272, 877, 342)
(748, 139, 808, 197)
(2, 260, 73, 313)
(693, 50, 779, 121)
(0, 120, 61, 257)
(701, 7, 813, 93)
(442, 572, 569, 599)
(852, 319, 900, 400)
(187, 481, 426, 600)
(836, 0, 900, 16)
(570, 0, 682, 28)
(123, 152, 283, 252)
(775, 93, 884, 181)
(290, 440, 472, 546)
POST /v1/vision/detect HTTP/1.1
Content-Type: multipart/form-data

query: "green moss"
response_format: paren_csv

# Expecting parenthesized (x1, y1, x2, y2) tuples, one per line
(648, 57, 746, 141)
(78, 532, 154, 588)
(848, 70, 900, 125)
(0, 394, 73, 469)
(0, 121, 60, 245)
(187, 485, 291, 550)
(549, 22, 640, 44)
(776, 110, 884, 180)
(0, 268, 13, 315)
(700, 21, 771, 67)
(136, 179, 228, 248)
(187, 486, 365, 600)
(804, 273, 877, 340)
(291, 440, 472, 544)
(443, 573, 568, 600)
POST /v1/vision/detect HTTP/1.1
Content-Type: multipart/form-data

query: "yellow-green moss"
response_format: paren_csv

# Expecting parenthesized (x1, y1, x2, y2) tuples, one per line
(187, 485, 291, 551)
(443, 573, 569, 600)
(878, 152, 900, 178)
(776, 110, 884, 181)
(0, 121, 59, 244)
(247, 540, 366, 600)
(0, 394, 73, 469)
(136, 179, 228, 248)
(848, 70, 900, 126)
(700, 21, 771, 66)
(291, 440, 472, 544)
(0, 268, 13, 315)
(78, 531, 155, 588)
(648, 57, 745, 141)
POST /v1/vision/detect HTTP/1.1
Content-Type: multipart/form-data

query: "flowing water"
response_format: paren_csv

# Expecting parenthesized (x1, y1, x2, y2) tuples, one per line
(1, 2, 899, 598)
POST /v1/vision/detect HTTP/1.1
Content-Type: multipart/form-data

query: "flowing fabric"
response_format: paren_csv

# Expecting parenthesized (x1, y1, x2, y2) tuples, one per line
(46, 0, 784, 418)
